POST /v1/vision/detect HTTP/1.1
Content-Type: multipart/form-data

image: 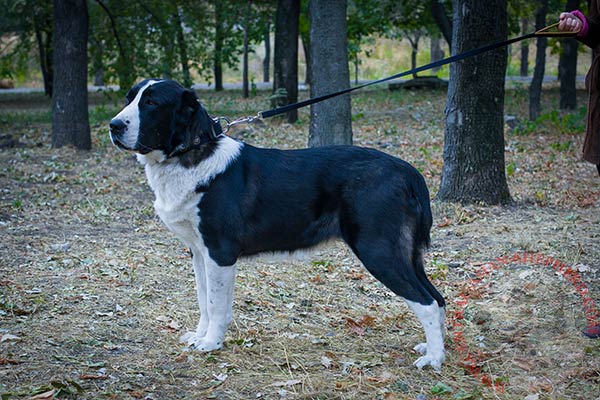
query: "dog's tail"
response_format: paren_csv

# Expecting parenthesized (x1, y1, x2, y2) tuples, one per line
(411, 172, 433, 250)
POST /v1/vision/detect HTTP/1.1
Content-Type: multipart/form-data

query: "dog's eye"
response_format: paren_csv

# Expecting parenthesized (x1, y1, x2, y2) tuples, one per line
(145, 99, 158, 106)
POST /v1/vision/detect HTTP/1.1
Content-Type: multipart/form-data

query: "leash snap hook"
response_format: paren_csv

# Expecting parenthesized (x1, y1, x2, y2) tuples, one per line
(216, 113, 262, 134)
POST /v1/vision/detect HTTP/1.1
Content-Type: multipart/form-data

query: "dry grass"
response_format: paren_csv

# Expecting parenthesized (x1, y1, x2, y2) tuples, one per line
(1, 86, 599, 399)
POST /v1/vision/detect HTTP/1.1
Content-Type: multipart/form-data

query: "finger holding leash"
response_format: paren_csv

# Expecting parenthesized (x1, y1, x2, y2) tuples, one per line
(558, 12, 583, 33)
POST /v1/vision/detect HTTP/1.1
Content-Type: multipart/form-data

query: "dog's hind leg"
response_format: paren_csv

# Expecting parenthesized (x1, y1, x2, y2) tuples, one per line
(347, 236, 445, 371)
(412, 252, 446, 357)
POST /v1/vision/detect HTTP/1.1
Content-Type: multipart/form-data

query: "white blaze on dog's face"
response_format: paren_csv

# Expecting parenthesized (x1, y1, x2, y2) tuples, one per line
(109, 79, 217, 161)
(109, 79, 161, 152)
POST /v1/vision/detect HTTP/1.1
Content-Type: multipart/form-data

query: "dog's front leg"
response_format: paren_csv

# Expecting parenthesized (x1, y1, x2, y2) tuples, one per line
(180, 249, 210, 345)
(187, 257, 237, 352)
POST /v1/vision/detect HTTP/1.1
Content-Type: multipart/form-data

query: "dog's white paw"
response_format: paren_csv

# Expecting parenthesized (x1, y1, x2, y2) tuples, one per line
(188, 337, 223, 352)
(413, 342, 428, 355)
(180, 331, 201, 346)
(413, 352, 444, 372)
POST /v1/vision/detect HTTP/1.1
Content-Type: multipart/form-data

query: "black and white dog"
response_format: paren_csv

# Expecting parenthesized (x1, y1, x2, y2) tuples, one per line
(109, 79, 446, 370)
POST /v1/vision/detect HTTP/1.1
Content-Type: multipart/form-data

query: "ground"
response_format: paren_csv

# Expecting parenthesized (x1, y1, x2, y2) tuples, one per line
(0, 86, 599, 399)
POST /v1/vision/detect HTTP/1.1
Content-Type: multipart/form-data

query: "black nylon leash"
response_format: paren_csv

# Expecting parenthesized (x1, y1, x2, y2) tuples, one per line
(217, 23, 577, 128)
(259, 32, 534, 119)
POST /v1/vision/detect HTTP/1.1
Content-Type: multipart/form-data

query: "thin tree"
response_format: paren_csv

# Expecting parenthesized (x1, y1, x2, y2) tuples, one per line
(214, 1, 224, 91)
(242, 0, 251, 98)
(51, 0, 90, 150)
(559, 0, 581, 110)
(263, 20, 270, 83)
(33, 3, 53, 97)
(308, 0, 352, 147)
(520, 18, 529, 76)
(437, 0, 510, 204)
(430, 0, 452, 47)
(529, 0, 549, 121)
(273, 0, 300, 122)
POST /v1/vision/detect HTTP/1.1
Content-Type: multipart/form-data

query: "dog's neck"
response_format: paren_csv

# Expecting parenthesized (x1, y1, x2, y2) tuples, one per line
(168, 115, 224, 160)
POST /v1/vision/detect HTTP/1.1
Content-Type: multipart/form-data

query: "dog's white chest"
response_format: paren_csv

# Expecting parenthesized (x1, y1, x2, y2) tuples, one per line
(144, 160, 204, 246)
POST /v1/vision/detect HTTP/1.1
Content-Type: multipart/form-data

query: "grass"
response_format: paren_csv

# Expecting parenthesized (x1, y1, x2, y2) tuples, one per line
(0, 85, 599, 399)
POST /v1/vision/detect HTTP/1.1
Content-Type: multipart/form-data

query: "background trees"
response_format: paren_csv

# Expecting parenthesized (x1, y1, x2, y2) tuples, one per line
(0, 0, 588, 203)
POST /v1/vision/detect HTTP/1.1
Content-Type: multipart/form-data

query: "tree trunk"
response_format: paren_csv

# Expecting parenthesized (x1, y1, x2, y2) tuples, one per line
(263, 21, 270, 83)
(408, 33, 421, 78)
(430, 37, 444, 74)
(51, 0, 90, 150)
(33, 5, 53, 97)
(34, 26, 53, 97)
(273, 0, 300, 122)
(308, 0, 352, 147)
(91, 38, 105, 86)
(430, 0, 452, 48)
(437, 0, 510, 205)
(520, 18, 529, 76)
(529, 0, 548, 121)
(214, 1, 224, 92)
(176, 10, 192, 88)
(559, 0, 580, 110)
(242, 1, 250, 98)
(301, 32, 311, 85)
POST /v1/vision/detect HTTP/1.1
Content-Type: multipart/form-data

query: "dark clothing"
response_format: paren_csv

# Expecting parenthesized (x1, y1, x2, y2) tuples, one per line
(578, 1, 600, 172)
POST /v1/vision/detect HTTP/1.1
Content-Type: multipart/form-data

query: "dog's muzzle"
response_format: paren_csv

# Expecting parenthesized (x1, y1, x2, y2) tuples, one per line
(109, 118, 130, 150)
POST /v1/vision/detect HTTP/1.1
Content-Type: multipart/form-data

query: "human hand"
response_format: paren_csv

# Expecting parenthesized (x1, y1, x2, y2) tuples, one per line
(558, 12, 583, 32)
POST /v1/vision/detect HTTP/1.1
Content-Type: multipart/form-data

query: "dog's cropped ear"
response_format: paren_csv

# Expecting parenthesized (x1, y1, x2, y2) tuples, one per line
(180, 89, 200, 120)
(169, 89, 220, 158)
(182, 90, 220, 142)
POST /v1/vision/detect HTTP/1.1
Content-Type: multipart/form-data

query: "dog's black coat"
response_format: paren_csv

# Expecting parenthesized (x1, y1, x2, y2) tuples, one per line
(199, 143, 443, 306)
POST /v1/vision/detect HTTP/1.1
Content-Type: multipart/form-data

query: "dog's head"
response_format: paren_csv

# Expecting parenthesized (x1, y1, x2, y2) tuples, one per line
(109, 79, 221, 160)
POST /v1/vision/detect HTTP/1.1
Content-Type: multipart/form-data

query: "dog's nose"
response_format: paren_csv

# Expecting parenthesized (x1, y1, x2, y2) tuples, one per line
(109, 118, 126, 135)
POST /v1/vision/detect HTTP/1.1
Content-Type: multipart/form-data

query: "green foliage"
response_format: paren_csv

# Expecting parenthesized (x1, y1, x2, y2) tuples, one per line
(512, 107, 587, 136)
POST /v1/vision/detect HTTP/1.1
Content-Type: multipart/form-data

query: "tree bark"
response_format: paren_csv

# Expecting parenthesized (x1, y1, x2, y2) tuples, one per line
(520, 18, 529, 76)
(51, 0, 90, 150)
(91, 37, 105, 86)
(308, 0, 352, 147)
(559, 0, 580, 110)
(214, 1, 224, 92)
(273, 0, 300, 122)
(430, 37, 444, 74)
(529, 0, 548, 121)
(242, 1, 250, 98)
(33, 4, 53, 97)
(263, 21, 270, 83)
(408, 33, 421, 78)
(430, 0, 452, 48)
(176, 10, 192, 88)
(437, 0, 510, 205)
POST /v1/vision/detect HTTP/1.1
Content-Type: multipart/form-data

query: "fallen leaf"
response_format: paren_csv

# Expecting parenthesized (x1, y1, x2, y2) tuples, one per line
(437, 217, 452, 228)
(1, 333, 21, 343)
(430, 381, 453, 395)
(345, 318, 365, 336)
(321, 355, 332, 369)
(167, 320, 181, 331)
(513, 358, 534, 371)
(270, 379, 302, 387)
(80, 374, 109, 380)
(29, 389, 57, 400)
